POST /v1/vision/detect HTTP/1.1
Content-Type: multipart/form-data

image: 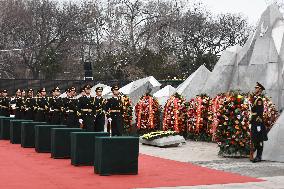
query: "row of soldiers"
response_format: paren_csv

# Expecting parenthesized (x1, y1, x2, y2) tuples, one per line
(0, 84, 125, 136)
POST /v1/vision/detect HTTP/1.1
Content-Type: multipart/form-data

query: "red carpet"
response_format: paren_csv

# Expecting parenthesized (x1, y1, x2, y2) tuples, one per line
(0, 140, 262, 189)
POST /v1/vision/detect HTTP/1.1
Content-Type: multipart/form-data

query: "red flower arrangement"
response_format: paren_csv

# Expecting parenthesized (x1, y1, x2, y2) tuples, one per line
(187, 94, 212, 141)
(183, 90, 279, 157)
(262, 96, 279, 132)
(162, 93, 188, 136)
(135, 94, 161, 134)
(214, 92, 251, 157)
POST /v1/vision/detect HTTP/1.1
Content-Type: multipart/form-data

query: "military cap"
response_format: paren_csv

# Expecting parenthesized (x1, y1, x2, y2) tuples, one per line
(2, 89, 7, 93)
(28, 88, 33, 92)
(15, 88, 21, 93)
(84, 84, 92, 89)
(111, 85, 119, 91)
(96, 87, 103, 92)
(54, 86, 60, 92)
(255, 82, 265, 91)
(40, 88, 46, 92)
(70, 87, 76, 91)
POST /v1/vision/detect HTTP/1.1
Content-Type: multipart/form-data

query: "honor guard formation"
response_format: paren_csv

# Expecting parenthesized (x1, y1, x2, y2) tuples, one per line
(0, 82, 272, 164)
(0, 84, 125, 136)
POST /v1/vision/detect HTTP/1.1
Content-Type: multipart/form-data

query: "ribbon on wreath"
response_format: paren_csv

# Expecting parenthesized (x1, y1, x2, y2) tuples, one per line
(173, 97, 179, 132)
(163, 96, 173, 131)
(187, 99, 195, 132)
(195, 97, 203, 133)
(136, 97, 144, 129)
(148, 96, 154, 129)
(129, 98, 133, 129)
(211, 96, 220, 140)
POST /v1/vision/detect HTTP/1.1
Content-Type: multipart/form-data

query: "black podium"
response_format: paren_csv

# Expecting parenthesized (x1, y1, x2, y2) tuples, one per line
(0, 117, 15, 139)
(21, 122, 47, 148)
(51, 128, 83, 159)
(94, 136, 139, 175)
(70, 132, 109, 166)
(10, 120, 33, 144)
(35, 125, 66, 153)
(0, 116, 6, 137)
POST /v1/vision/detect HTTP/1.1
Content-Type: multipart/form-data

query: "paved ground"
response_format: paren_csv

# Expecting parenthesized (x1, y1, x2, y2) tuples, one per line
(139, 177, 284, 189)
(139, 141, 284, 189)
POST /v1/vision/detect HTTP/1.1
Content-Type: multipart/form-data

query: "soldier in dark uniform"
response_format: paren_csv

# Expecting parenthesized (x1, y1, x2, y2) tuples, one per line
(61, 88, 70, 125)
(80, 87, 86, 97)
(70, 86, 77, 97)
(21, 90, 26, 97)
(93, 87, 106, 132)
(21, 90, 26, 118)
(49, 87, 64, 124)
(11, 89, 24, 119)
(1, 90, 10, 117)
(35, 88, 49, 122)
(77, 85, 96, 131)
(64, 87, 79, 128)
(105, 85, 124, 136)
(24, 89, 36, 120)
(250, 82, 267, 163)
(47, 89, 55, 123)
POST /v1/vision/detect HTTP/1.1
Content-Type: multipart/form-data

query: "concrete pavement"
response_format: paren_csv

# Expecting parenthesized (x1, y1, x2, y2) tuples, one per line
(138, 141, 284, 189)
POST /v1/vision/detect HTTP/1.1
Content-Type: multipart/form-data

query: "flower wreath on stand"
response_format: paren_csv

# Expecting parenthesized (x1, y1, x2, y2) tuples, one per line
(215, 91, 251, 157)
(263, 96, 279, 132)
(135, 93, 161, 135)
(187, 94, 212, 141)
(162, 93, 188, 137)
(121, 94, 133, 135)
(208, 93, 226, 141)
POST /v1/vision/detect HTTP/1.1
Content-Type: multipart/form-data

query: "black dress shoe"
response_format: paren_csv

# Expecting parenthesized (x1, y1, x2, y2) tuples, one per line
(252, 157, 262, 163)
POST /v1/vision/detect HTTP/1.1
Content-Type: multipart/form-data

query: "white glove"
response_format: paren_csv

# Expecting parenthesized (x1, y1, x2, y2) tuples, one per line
(108, 118, 112, 122)
(11, 104, 16, 110)
(257, 126, 261, 132)
(79, 119, 83, 124)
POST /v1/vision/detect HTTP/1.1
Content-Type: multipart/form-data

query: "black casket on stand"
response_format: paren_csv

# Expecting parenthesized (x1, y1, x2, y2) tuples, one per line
(10, 120, 33, 144)
(70, 132, 109, 166)
(21, 122, 47, 148)
(0, 117, 15, 140)
(94, 136, 139, 175)
(34, 125, 67, 153)
(51, 128, 83, 159)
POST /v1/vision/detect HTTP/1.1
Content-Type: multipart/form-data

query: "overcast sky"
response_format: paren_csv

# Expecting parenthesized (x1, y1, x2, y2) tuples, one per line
(200, 0, 269, 24)
(60, 0, 274, 25)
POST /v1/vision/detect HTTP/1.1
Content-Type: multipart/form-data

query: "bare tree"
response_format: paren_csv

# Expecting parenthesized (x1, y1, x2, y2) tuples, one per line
(174, 3, 250, 76)
(0, 0, 252, 80)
